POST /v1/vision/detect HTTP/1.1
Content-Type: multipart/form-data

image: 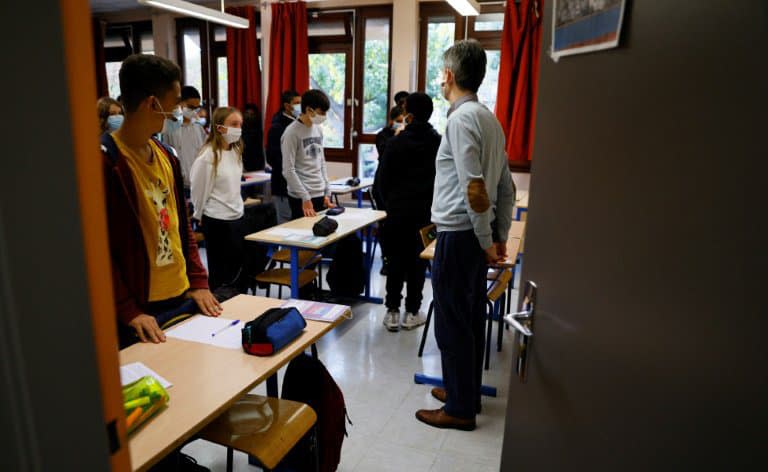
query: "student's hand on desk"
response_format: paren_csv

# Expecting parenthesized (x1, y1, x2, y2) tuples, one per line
(129, 314, 166, 343)
(323, 196, 335, 209)
(302, 200, 317, 217)
(484, 245, 503, 265)
(189, 288, 223, 317)
(495, 241, 508, 262)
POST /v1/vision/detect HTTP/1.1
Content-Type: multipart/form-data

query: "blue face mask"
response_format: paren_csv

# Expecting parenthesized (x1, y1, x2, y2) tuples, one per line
(197, 117, 207, 127)
(292, 104, 302, 118)
(107, 114, 124, 131)
(163, 117, 181, 134)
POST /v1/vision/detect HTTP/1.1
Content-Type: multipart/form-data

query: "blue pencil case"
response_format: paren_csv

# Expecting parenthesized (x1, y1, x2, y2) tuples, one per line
(242, 307, 306, 356)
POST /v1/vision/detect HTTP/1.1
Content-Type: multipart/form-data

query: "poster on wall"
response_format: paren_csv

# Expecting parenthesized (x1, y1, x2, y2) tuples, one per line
(551, 0, 627, 61)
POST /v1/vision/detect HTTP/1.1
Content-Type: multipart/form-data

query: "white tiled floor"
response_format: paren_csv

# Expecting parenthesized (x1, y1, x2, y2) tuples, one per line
(185, 243, 520, 471)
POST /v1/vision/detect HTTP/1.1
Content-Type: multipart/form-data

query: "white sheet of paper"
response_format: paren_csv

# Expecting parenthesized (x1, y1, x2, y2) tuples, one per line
(329, 212, 360, 222)
(165, 316, 243, 349)
(120, 362, 172, 389)
(264, 227, 295, 237)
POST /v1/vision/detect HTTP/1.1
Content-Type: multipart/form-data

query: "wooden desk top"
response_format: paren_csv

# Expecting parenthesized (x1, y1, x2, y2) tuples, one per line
(515, 190, 529, 209)
(122, 295, 350, 471)
(329, 177, 374, 194)
(245, 207, 386, 249)
(420, 221, 526, 268)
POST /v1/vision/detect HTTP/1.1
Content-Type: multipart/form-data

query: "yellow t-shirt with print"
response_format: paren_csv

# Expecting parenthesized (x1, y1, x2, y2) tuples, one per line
(113, 135, 189, 301)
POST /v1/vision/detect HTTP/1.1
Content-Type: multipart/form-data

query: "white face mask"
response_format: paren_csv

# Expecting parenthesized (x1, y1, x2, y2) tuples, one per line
(182, 107, 199, 120)
(219, 126, 242, 144)
(310, 112, 327, 125)
(292, 104, 302, 117)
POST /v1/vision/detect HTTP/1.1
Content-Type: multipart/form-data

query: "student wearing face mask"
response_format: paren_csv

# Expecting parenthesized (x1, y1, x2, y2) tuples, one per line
(190, 107, 249, 292)
(281, 89, 335, 219)
(266, 90, 301, 223)
(161, 85, 207, 192)
(97, 96, 124, 134)
(101, 54, 221, 349)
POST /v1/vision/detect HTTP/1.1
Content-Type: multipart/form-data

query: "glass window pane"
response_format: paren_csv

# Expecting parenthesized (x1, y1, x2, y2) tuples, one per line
(358, 144, 378, 179)
(217, 57, 228, 107)
(106, 61, 122, 98)
(140, 31, 154, 54)
(425, 20, 456, 134)
(309, 53, 346, 149)
(362, 18, 390, 134)
(182, 28, 203, 93)
(477, 49, 501, 113)
(214, 26, 226, 42)
(475, 13, 504, 31)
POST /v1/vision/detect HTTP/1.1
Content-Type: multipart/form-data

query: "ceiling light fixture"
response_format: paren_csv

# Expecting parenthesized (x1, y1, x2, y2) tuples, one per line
(137, 0, 249, 29)
(445, 0, 481, 17)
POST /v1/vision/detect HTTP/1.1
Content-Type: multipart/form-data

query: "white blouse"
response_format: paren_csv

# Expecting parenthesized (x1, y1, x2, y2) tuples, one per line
(189, 145, 244, 221)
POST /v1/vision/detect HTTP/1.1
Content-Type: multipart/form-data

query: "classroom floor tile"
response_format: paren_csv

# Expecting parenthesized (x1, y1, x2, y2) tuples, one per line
(186, 244, 520, 471)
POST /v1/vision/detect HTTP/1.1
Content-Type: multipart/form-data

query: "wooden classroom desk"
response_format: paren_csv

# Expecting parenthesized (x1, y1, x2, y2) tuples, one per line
(329, 177, 374, 208)
(420, 220, 526, 268)
(245, 208, 386, 302)
(121, 295, 350, 472)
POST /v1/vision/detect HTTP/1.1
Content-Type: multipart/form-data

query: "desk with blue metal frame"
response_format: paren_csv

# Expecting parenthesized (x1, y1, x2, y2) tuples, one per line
(245, 207, 387, 304)
(329, 177, 374, 208)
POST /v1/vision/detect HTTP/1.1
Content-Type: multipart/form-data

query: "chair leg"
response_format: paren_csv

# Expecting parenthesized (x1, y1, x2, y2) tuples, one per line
(278, 284, 283, 299)
(418, 301, 434, 357)
(485, 301, 493, 370)
(266, 284, 271, 298)
(497, 295, 505, 352)
(226, 447, 233, 472)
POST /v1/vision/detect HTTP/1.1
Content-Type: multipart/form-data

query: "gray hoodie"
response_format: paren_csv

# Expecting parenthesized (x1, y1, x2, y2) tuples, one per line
(281, 120, 331, 201)
(431, 95, 516, 249)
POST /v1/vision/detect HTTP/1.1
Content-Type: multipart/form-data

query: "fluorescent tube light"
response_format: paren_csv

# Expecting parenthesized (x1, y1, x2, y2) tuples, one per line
(138, 0, 249, 29)
(445, 0, 481, 17)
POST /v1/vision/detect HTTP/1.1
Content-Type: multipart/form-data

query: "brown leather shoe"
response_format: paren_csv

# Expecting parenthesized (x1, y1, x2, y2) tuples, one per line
(415, 408, 476, 431)
(431, 387, 447, 403)
(430, 388, 482, 414)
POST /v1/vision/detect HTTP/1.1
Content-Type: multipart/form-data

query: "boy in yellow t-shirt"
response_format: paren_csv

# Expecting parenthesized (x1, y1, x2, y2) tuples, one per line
(101, 54, 221, 347)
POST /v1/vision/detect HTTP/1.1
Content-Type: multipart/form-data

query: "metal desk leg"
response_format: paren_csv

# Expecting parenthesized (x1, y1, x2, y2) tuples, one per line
(357, 190, 363, 208)
(290, 247, 300, 299)
(413, 373, 497, 397)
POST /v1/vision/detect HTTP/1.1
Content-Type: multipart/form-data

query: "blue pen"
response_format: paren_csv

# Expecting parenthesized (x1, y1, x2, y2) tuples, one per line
(211, 319, 240, 337)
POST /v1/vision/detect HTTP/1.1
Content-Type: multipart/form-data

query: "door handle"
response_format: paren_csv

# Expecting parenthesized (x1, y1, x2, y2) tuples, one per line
(504, 280, 537, 383)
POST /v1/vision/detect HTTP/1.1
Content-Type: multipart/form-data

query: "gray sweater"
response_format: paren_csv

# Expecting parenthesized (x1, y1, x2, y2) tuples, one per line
(431, 95, 516, 250)
(281, 120, 331, 201)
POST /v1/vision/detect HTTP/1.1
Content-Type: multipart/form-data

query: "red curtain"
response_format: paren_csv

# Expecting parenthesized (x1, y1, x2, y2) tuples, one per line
(264, 1, 310, 144)
(495, 0, 544, 163)
(226, 6, 262, 111)
(92, 19, 108, 98)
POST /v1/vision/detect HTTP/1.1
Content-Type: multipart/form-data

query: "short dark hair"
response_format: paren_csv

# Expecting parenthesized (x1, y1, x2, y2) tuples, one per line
(388, 106, 403, 122)
(301, 89, 330, 113)
(394, 91, 409, 105)
(119, 54, 181, 112)
(281, 90, 299, 105)
(443, 40, 486, 93)
(181, 85, 201, 101)
(404, 93, 433, 122)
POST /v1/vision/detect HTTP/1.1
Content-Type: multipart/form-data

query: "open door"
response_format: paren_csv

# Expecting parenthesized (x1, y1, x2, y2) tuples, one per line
(501, 1, 766, 469)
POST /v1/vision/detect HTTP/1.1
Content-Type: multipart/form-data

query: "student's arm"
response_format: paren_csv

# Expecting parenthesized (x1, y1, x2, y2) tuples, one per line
(189, 147, 213, 221)
(281, 131, 311, 201)
(446, 116, 495, 253)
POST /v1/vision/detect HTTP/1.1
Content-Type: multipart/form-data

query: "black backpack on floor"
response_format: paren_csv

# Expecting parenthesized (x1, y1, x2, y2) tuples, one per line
(326, 234, 365, 297)
(278, 353, 351, 472)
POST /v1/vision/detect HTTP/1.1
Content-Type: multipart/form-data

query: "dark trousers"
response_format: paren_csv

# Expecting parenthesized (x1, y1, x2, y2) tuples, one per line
(288, 196, 325, 220)
(385, 217, 428, 313)
(432, 229, 486, 419)
(201, 215, 247, 291)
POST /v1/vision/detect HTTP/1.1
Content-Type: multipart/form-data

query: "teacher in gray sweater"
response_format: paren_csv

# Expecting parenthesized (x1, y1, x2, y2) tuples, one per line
(416, 40, 516, 431)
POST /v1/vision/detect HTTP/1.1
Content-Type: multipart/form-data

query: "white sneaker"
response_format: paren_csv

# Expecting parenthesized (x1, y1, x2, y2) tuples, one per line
(383, 309, 401, 332)
(402, 311, 427, 330)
